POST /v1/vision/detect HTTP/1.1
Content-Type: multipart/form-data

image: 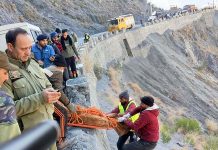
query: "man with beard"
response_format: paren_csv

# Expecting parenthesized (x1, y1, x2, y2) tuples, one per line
(107, 90, 139, 150)
(32, 34, 55, 68)
(119, 96, 160, 150)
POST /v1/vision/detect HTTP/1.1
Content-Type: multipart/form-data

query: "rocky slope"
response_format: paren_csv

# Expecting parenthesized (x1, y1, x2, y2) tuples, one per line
(0, 0, 150, 36)
(123, 11, 218, 123)
(89, 10, 218, 149)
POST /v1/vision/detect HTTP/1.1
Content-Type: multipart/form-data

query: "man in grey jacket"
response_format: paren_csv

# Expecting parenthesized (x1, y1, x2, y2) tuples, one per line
(60, 29, 80, 78)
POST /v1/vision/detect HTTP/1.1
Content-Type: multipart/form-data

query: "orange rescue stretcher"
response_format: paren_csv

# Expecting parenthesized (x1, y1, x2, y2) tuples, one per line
(54, 102, 129, 144)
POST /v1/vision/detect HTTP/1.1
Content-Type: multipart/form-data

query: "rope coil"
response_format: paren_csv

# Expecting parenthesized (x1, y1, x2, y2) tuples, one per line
(67, 105, 118, 129)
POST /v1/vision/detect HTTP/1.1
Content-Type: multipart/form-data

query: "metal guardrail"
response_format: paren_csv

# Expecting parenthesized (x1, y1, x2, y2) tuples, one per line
(0, 120, 59, 150)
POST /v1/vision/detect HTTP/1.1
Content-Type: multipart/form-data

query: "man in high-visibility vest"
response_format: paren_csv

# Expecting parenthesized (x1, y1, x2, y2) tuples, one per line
(107, 90, 139, 150)
(84, 33, 90, 43)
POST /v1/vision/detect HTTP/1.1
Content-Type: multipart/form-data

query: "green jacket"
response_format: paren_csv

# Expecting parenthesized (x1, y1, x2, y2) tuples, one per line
(0, 90, 21, 143)
(61, 39, 79, 58)
(2, 57, 54, 130)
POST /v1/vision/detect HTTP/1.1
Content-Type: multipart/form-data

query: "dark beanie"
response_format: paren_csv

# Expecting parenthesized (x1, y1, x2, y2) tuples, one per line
(55, 28, 61, 34)
(37, 34, 48, 41)
(50, 32, 58, 39)
(140, 96, 154, 107)
(53, 55, 67, 67)
(62, 29, 68, 33)
(119, 90, 129, 100)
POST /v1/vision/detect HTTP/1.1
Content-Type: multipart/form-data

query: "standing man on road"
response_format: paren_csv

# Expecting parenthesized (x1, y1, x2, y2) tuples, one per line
(2, 28, 61, 150)
(61, 29, 80, 78)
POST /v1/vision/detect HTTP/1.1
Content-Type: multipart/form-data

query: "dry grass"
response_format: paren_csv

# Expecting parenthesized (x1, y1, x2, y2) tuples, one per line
(205, 119, 218, 134)
(195, 70, 218, 87)
(184, 133, 205, 149)
(127, 82, 145, 95)
(83, 53, 94, 73)
(204, 45, 218, 56)
(108, 67, 121, 94)
(179, 25, 194, 39)
(211, 99, 218, 108)
(167, 108, 186, 125)
(104, 91, 119, 107)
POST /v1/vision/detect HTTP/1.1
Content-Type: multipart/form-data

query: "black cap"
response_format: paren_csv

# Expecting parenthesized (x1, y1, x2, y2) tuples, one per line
(119, 90, 129, 100)
(55, 28, 61, 34)
(62, 29, 68, 33)
(37, 34, 48, 41)
(53, 55, 67, 67)
(140, 96, 154, 107)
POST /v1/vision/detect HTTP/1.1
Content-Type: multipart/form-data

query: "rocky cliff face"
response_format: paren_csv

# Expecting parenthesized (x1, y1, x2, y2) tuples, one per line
(0, 0, 149, 36)
(123, 11, 218, 124)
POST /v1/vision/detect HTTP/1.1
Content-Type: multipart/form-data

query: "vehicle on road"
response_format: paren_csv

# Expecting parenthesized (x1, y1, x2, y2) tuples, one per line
(108, 14, 135, 32)
(183, 5, 198, 13)
(0, 22, 41, 51)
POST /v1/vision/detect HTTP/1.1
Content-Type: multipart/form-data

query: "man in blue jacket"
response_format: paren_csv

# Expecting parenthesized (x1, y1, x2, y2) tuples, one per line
(32, 34, 55, 68)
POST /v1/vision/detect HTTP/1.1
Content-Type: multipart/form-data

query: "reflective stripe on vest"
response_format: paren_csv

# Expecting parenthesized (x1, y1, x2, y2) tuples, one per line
(118, 100, 139, 122)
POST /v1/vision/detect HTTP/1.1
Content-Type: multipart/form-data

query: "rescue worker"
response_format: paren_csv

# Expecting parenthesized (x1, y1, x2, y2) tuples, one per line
(84, 33, 90, 43)
(32, 34, 56, 68)
(60, 29, 80, 78)
(0, 52, 21, 143)
(2, 28, 61, 150)
(107, 90, 139, 150)
(118, 96, 160, 150)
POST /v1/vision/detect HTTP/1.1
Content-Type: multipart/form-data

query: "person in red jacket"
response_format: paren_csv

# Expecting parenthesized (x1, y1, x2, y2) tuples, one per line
(118, 96, 159, 150)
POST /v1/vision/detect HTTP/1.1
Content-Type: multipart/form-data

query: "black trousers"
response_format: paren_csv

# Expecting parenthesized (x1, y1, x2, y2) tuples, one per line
(65, 56, 77, 74)
(117, 131, 135, 150)
(122, 139, 157, 150)
(63, 67, 70, 82)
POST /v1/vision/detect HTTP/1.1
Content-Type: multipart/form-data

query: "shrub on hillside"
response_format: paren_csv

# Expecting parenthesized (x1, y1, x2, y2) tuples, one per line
(204, 136, 218, 150)
(175, 118, 201, 133)
(160, 124, 172, 143)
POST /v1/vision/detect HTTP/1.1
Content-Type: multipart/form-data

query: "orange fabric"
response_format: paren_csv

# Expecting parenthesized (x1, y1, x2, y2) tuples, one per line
(67, 105, 118, 129)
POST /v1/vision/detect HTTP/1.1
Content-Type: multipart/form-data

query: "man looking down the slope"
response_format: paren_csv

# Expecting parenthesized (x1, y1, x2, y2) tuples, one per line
(2, 28, 61, 150)
(118, 96, 159, 150)
(107, 90, 139, 150)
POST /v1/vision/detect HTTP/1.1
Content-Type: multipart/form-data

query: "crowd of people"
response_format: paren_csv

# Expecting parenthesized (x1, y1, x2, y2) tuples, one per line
(0, 27, 80, 150)
(0, 27, 159, 150)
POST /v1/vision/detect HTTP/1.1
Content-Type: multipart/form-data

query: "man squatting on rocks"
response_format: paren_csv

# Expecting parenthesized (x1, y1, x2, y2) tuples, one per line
(118, 96, 160, 150)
